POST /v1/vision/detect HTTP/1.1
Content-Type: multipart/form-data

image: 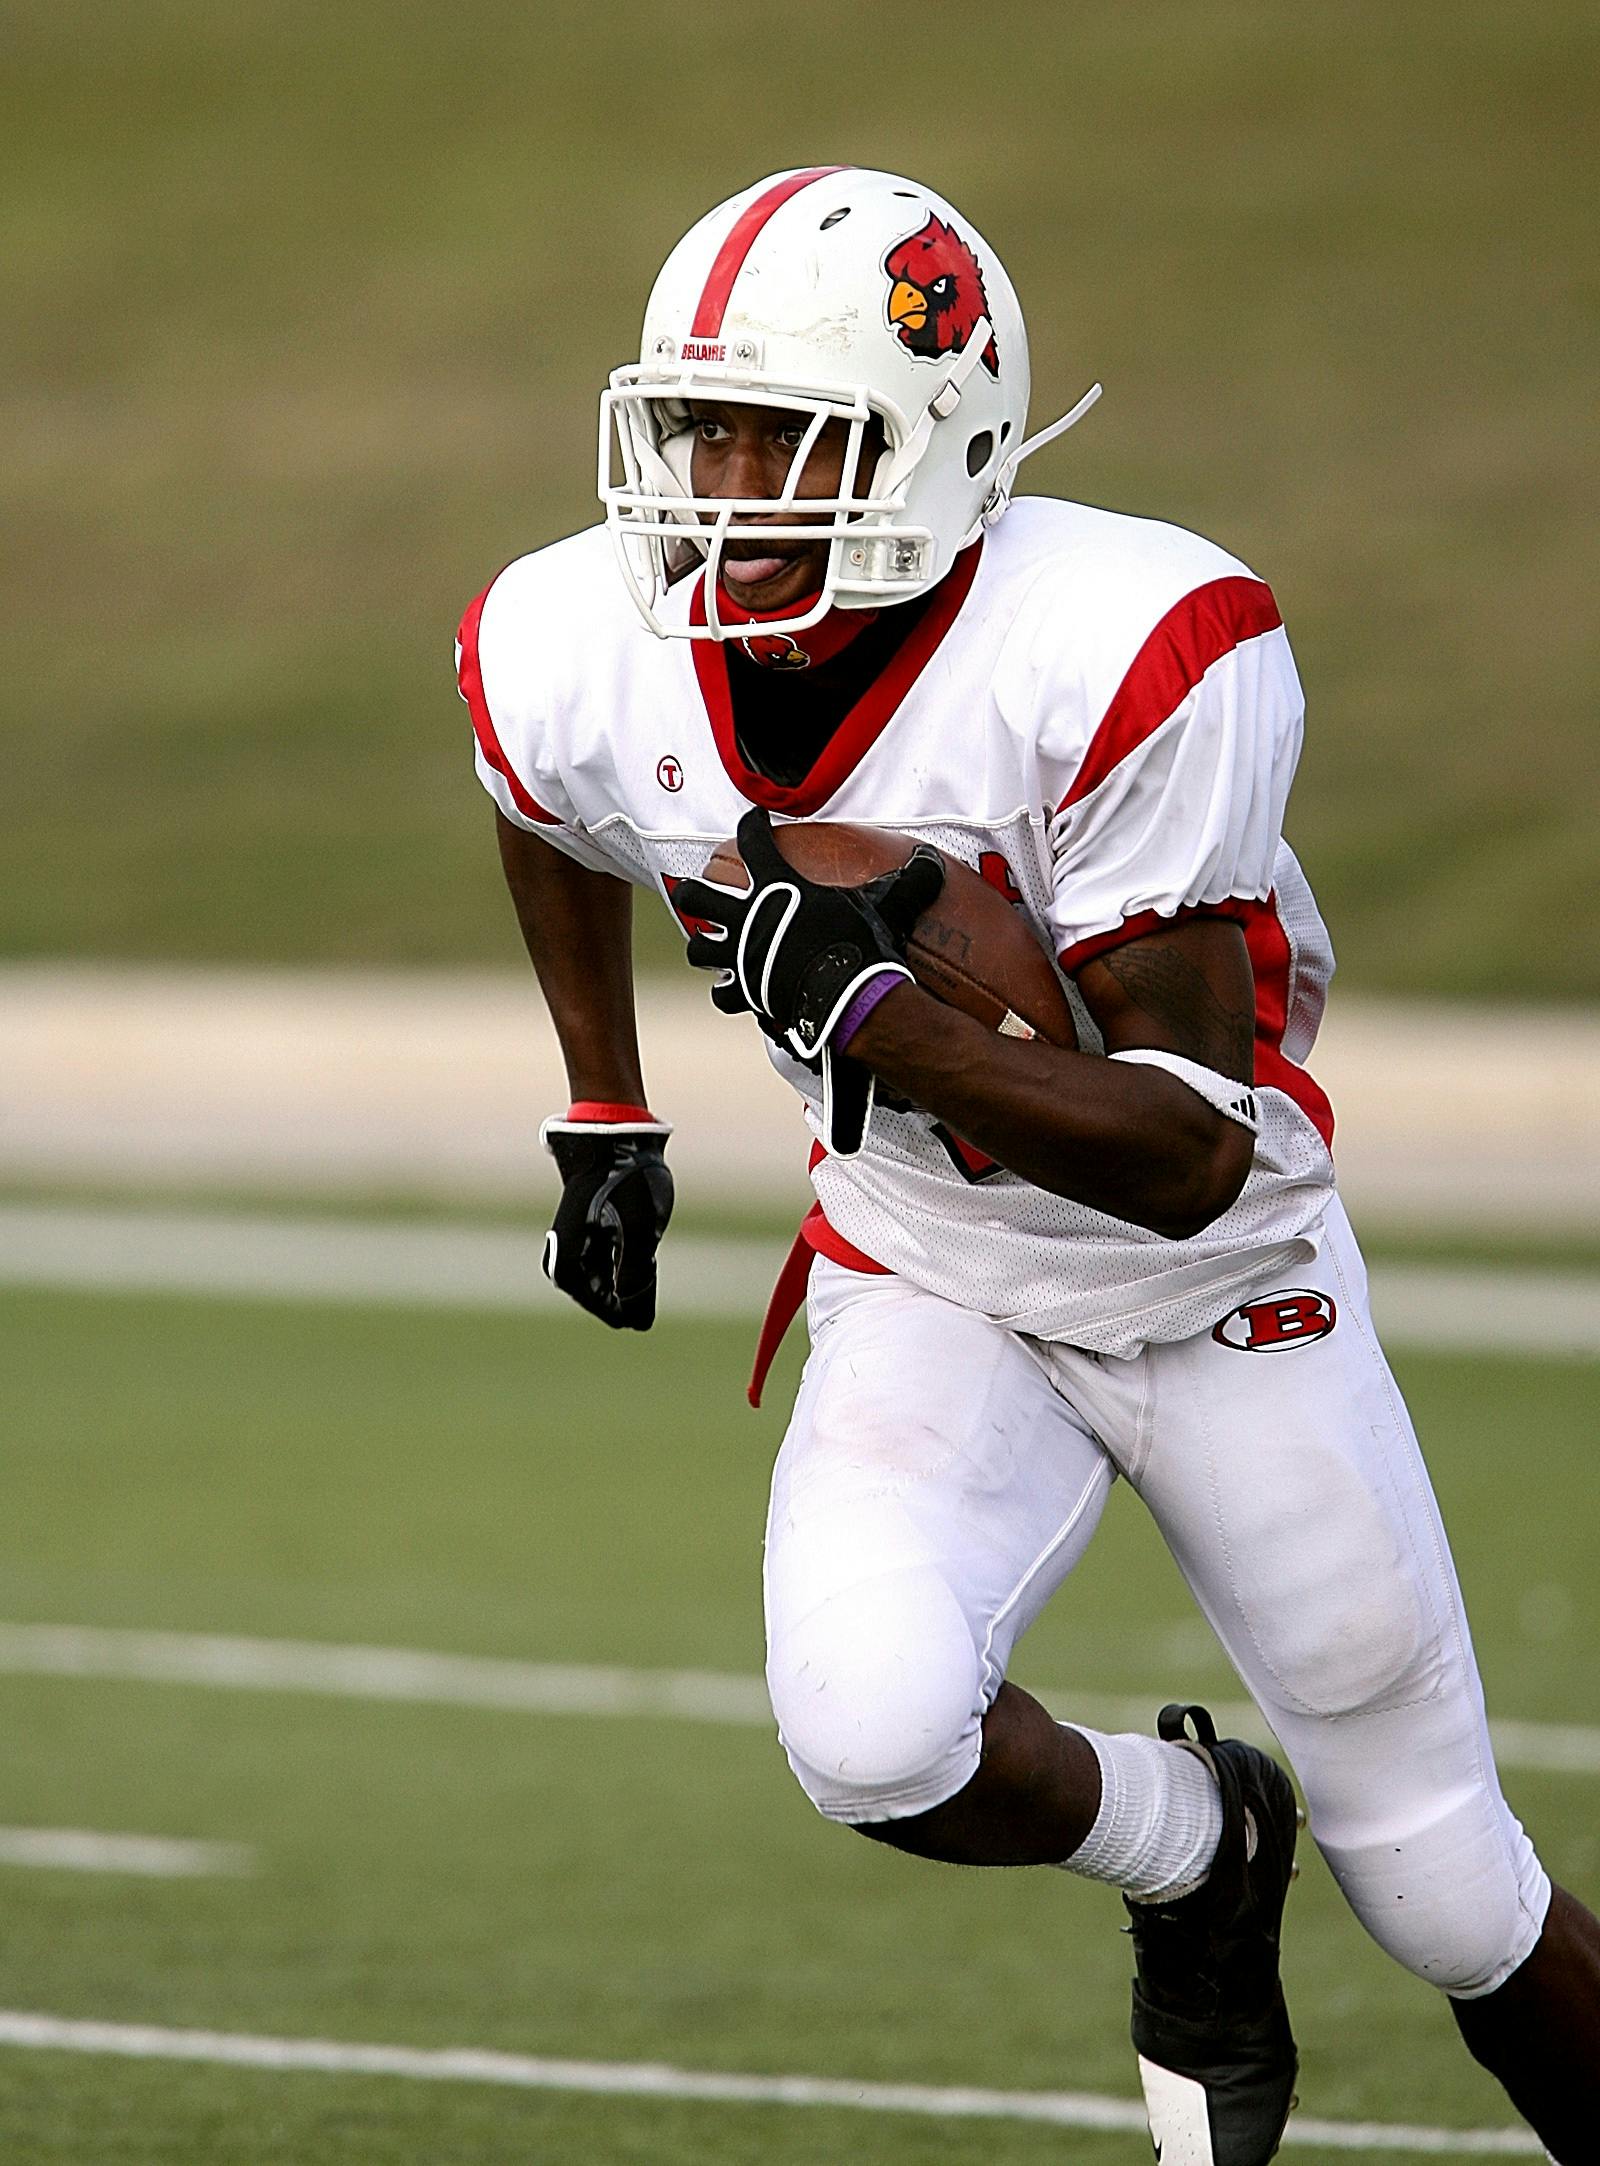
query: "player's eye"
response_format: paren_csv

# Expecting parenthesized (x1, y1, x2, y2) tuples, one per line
(695, 418, 731, 443)
(776, 424, 809, 448)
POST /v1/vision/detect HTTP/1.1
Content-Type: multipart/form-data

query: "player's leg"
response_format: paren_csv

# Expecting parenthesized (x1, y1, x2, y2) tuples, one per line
(763, 1258, 1113, 1845)
(1122, 1200, 1598, 2152)
(769, 1259, 1259, 1905)
(1451, 1883, 1600, 2165)
(765, 1261, 1232, 1900)
(843, 1675, 1103, 1865)
(769, 1260, 1304, 2164)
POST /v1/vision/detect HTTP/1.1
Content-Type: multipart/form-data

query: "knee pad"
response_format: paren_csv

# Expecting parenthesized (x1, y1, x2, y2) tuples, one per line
(1210, 1439, 1435, 1719)
(767, 1565, 984, 1824)
(1317, 1794, 1551, 1996)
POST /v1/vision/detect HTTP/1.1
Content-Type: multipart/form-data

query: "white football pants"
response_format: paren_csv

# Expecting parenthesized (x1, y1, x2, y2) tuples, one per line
(763, 1199, 1550, 1997)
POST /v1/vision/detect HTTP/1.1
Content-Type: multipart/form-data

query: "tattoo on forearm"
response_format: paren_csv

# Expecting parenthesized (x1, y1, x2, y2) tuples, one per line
(1094, 941, 1255, 1080)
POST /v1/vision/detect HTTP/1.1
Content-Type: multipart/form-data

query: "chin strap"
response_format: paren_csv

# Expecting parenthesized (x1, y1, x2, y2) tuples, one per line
(876, 315, 1004, 500)
(982, 381, 1103, 527)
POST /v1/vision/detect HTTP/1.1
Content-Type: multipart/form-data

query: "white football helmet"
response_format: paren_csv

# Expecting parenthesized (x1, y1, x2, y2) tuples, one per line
(599, 166, 1099, 640)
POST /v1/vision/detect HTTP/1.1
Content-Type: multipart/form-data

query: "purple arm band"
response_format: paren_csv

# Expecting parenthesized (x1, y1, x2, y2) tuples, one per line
(834, 968, 906, 1050)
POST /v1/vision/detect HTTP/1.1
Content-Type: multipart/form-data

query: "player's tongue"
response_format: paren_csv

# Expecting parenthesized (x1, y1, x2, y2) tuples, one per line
(721, 553, 792, 587)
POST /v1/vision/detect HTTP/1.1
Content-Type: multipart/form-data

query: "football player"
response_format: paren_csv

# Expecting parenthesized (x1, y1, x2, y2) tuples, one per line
(460, 167, 1599, 2161)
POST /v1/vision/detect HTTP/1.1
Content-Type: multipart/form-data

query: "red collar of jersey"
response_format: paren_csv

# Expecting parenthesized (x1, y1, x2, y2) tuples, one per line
(710, 579, 879, 671)
(689, 542, 984, 817)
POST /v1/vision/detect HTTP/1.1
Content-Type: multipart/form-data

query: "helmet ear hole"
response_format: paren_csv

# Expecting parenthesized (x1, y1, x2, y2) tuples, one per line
(965, 430, 995, 478)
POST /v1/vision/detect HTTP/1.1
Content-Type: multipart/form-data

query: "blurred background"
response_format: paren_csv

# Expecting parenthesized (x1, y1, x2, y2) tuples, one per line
(2, 4, 1597, 2161)
(7, 0, 1596, 987)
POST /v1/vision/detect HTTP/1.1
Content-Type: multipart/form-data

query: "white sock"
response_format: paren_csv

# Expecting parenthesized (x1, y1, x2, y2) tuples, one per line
(1058, 1725, 1224, 1901)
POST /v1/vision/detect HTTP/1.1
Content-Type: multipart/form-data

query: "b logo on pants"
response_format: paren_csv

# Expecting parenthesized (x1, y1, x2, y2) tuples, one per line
(1212, 1290, 1337, 1352)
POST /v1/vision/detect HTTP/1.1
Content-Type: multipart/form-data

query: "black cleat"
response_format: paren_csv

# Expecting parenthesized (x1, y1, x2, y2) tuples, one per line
(1124, 1704, 1301, 2165)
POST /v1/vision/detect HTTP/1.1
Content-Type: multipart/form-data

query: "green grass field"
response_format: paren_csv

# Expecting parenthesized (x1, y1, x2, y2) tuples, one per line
(2, 1281, 1595, 2160)
(5, 0, 1598, 995)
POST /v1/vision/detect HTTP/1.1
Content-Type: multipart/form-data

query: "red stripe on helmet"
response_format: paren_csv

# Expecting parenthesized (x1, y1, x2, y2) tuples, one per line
(690, 167, 849, 338)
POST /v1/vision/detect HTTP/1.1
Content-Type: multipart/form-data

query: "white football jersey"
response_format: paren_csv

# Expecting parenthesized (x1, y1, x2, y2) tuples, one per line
(459, 497, 1338, 1354)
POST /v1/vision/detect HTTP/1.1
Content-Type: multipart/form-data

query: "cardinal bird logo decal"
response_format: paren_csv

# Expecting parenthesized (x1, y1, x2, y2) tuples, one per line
(883, 214, 999, 376)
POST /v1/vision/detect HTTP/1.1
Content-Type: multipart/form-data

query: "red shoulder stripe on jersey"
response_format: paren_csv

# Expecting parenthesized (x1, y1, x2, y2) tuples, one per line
(691, 541, 983, 816)
(1056, 576, 1283, 813)
(1059, 895, 1334, 1149)
(691, 168, 849, 338)
(457, 583, 559, 827)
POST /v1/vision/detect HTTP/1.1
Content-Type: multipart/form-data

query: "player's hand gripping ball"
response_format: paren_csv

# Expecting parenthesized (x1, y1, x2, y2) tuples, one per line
(685, 812, 1078, 1051)
(540, 1116, 674, 1331)
(675, 807, 946, 1060)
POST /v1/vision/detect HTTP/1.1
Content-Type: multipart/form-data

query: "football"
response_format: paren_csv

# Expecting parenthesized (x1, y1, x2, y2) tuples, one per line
(701, 821, 1077, 1049)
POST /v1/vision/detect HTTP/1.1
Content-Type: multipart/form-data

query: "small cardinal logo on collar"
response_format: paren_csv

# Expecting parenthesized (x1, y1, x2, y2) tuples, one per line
(742, 634, 811, 670)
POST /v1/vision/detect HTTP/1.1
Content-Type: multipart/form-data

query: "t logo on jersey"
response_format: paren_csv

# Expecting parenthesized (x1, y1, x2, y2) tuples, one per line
(1212, 1291, 1337, 1352)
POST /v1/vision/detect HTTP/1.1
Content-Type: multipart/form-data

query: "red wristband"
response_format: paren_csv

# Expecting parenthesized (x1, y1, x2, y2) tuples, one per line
(565, 1100, 656, 1124)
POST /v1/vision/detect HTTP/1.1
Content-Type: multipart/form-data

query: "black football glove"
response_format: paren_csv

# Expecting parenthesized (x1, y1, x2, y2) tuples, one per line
(540, 1112, 674, 1331)
(674, 808, 945, 1061)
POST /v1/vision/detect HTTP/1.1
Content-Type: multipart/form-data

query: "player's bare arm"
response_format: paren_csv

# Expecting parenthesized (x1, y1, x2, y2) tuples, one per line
(1081, 916, 1256, 1079)
(496, 809, 648, 1105)
(496, 810, 673, 1330)
(847, 917, 1257, 1238)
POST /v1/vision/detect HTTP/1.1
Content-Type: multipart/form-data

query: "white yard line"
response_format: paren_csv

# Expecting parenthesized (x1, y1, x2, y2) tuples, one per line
(0, 1206, 776, 1319)
(3, 1203, 1600, 1357)
(0, 1623, 1594, 1780)
(0, 1623, 775, 1724)
(0, 1828, 250, 1877)
(0, 2009, 1540, 2151)
(1365, 1263, 1600, 1361)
